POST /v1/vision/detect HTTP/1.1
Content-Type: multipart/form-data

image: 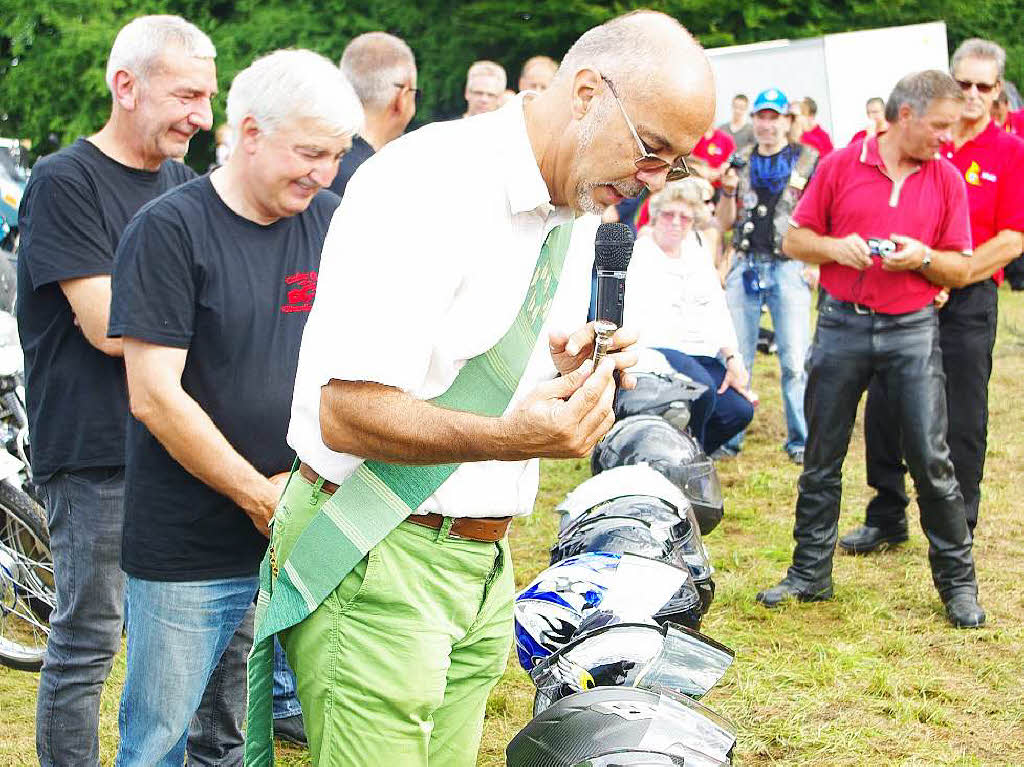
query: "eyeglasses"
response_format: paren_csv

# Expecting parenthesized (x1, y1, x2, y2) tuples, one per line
(601, 75, 690, 181)
(657, 210, 693, 223)
(393, 83, 423, 105)
(956, 79, 998, 95)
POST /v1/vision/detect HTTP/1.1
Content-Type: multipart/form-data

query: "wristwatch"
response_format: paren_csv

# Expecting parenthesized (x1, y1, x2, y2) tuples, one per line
(918, 247, 933, 271)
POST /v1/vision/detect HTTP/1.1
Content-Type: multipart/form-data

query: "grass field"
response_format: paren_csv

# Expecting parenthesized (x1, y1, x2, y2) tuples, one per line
(3, 291, 1024, 766)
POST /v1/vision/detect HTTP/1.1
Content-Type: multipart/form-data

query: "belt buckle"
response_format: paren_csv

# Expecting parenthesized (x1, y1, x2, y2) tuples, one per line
(853, 302, 873, 315)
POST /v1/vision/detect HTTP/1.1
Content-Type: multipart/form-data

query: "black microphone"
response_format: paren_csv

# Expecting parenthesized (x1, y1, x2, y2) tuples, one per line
(593, 223, 635, 327)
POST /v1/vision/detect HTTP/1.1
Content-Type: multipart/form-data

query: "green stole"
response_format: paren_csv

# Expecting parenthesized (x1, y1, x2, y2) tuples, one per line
(244, 219, 574, 765)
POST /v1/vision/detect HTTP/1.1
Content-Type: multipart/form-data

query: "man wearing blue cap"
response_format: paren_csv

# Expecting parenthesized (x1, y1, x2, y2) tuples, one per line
(717, 88, 819, 464)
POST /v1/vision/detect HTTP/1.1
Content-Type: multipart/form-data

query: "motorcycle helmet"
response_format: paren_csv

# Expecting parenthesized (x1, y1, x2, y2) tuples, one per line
(505, 687, 736, 767)
(556, 466, 694, 536)
(612, 371, 707, 434)
(514, 553, 693, 671)
(592, 415, 725, 535)
(551, 513, 703, 631)
(530, 622, 735, 716)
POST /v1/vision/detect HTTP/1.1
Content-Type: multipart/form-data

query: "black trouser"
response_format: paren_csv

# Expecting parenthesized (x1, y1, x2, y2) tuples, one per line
(788, 296, 977, 599)
(864, 280, 997, 533)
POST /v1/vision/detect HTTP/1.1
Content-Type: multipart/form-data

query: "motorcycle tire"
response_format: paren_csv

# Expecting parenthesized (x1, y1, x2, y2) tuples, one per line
(0, 478, 52, 671)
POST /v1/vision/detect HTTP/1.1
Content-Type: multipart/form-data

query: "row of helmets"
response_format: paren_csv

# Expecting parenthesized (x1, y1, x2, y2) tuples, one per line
(507, 361, 737, 766)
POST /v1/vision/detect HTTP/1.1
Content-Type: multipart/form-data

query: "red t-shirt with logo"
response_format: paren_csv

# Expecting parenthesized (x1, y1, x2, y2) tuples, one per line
(800, 124, 834, 158)
(791, 137, 972, 314)
(940, 120, 1024, 286)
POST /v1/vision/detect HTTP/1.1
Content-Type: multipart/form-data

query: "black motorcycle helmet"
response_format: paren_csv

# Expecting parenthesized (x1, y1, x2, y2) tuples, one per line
(591, 416, 724, 535)
(612, 372, 707, 434)
(550, 513, 703, 631)
(506, 687, 736, 767)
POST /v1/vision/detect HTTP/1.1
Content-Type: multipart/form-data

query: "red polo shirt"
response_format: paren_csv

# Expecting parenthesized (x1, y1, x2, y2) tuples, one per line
(692, 129, 735, 188)
(801, 124, 834, 158)
(791, 136, 972, 314)
(848, 127, 887, 146)
(940, 120, 1024, 286)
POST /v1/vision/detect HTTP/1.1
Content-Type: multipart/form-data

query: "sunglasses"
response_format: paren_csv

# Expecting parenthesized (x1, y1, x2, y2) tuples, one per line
(393, 82, 423, 105)
(601, 75, 690, 181)
(956, 79, 998, 95)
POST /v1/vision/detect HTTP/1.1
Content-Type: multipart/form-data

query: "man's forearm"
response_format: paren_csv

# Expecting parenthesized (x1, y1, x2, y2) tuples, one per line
(966, 230, 1024, 284)
(782, 227, 833, 264)
(919, 250, 970, 288)
(716, 195, 736, 231)
(132, 385, 269, 513)
(319, 380, 515, 465)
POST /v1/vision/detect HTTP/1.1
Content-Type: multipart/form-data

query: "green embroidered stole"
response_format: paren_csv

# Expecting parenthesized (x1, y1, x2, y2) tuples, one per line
(244, 219, 574, 765)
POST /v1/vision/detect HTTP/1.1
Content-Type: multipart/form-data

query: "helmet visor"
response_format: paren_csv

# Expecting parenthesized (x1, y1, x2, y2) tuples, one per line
(674, 458, 723, 509)
(574, 753, 686, 766)
(531, 623, 734, 716)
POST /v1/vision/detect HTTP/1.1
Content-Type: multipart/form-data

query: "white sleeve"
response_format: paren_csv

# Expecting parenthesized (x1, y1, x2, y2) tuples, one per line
(702, 252, 739, 352)
(299, 150, 464, 394)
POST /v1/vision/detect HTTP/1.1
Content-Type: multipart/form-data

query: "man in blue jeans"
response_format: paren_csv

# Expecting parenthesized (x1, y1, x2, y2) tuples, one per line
(14, 16, 222, 766)
(716, 87, 819, 464)
(107, 50, 361, 764)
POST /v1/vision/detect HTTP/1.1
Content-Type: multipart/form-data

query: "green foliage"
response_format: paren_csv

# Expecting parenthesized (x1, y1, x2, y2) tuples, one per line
(2, 0, 1023, 168)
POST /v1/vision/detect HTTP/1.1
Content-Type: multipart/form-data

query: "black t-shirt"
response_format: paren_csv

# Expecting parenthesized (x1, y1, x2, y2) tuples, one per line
(747, 145, 800, 254)
(328, 134, 375, 199)
(16, 139, 194, 482)
(109, 177, 340, 581)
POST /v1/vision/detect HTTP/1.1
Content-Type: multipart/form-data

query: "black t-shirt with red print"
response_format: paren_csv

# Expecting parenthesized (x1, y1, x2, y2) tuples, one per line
(109, 176, 339, 580)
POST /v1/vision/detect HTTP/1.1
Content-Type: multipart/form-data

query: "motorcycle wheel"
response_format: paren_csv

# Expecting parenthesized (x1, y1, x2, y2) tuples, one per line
(0, 479, 53, 671)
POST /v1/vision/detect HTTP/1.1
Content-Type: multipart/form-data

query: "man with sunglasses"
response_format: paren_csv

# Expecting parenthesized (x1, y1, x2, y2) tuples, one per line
(842, 40, 1024, 557)
(246, 11, 714, 766)
(330, 32, 418, 199)
(717, 87, 820, 464)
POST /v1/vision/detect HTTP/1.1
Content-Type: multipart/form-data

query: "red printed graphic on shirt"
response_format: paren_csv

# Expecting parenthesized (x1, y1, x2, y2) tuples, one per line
(281, 271, 317, 313)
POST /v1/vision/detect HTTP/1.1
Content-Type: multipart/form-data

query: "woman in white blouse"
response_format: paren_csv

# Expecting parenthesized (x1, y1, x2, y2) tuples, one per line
(625, 179, 756, 454)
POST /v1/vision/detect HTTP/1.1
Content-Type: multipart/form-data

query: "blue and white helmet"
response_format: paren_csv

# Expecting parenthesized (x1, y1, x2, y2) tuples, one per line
(514, 552, 690, 671)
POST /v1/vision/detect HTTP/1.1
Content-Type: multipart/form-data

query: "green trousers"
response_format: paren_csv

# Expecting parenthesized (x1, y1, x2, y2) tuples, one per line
(273, 471, 514, 766)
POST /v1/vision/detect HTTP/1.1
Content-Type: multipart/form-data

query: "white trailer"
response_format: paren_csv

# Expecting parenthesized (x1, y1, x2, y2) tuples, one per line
(705, 21, 949, 148)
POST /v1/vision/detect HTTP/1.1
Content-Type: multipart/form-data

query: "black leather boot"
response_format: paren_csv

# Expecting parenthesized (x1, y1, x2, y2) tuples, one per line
(838, 524, 909, 554)
(756, 576, 833, 608)
(944, 592, 985, 628)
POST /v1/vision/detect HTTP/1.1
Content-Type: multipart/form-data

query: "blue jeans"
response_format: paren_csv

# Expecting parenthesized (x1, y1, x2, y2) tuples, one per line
(115, 575, 258, 767)
(273, 636, 302, 719)
(37, 468, 126, 767)
(724, 256, 811, 453)
(653, 349, 754, 454)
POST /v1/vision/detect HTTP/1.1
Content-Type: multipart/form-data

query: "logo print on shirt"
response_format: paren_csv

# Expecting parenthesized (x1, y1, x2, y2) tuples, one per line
(281, 271, 317, 313)
(964, 161, 981, 187)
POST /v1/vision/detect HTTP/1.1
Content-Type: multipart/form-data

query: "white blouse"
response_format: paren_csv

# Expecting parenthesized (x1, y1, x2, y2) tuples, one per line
(624, 230, 739, 358)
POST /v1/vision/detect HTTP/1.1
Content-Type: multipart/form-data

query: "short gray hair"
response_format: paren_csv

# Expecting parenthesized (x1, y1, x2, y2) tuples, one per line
(227, 49, 363, 141)
(340, 32, 416, 111)
(950, 38, 1006, 78)
(105, 15, 215, 93)
(884, 70, 964, 123)
(553, 11, 696, 100)
(466, 60, 507, 90)
(649, 178, 712, 227)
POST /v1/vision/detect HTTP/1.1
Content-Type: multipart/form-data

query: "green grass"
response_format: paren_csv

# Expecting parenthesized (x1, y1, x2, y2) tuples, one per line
(4, 292, 1024, 765)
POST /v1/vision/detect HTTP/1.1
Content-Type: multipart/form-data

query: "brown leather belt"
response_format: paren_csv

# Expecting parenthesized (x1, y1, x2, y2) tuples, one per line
(297, 462, 512, 542)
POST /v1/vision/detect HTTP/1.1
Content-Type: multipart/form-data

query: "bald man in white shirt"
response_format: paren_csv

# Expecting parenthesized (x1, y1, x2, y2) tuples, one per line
(247, 11, 716, 767)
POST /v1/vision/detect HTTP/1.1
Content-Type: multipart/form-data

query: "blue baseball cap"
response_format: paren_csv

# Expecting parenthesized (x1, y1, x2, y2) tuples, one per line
(752, 88, 789, 114)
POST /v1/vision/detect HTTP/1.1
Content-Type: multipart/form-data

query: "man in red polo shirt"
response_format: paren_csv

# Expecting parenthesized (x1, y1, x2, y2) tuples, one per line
(842, 40, 1024, 555)
(691, 124, 735, 186)
(756, 70, 985, 629)
(798, 97, 833, 158)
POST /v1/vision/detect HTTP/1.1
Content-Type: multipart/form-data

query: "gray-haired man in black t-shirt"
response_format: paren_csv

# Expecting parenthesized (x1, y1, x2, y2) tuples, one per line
(108, 48, 363, 764)
(16, 15, 216, 767)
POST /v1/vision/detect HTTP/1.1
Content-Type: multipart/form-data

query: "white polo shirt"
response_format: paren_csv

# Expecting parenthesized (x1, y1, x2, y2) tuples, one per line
(287, 96, 597, 518)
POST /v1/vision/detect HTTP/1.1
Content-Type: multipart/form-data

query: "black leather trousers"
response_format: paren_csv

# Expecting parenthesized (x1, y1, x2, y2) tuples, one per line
(788, 296, 978, 599)
(863, 280, 998, 533)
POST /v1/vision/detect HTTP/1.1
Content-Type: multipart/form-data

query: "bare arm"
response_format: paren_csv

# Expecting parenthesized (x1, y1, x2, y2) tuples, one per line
(965, 229, 1024, 284)
(884, 235, 970, 289)
(782, 226, 871, 267)
(59, 276, 123, 357)
(320, 358, 619, 464)
(123, 338, 279, 536)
